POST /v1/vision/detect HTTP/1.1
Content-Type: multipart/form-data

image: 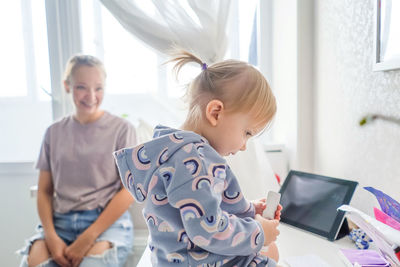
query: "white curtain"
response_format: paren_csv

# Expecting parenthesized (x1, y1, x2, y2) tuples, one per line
(100, 0, 231, 64)
(226, 139, 279, 200)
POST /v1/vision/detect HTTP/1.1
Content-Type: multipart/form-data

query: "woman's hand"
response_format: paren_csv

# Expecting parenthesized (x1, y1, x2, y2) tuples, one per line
(63, 187, 133, 266)
(65, 232, 96, 267)
(45, 233, 71, 267)
(252, 198, 267, 216)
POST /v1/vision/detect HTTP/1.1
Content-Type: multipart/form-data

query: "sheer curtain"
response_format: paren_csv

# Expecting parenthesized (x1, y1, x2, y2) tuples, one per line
(99, 0, 231, 64)
(226, 139, 279, 200)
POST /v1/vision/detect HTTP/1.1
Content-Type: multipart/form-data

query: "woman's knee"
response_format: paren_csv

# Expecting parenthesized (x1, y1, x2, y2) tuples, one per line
(80, 241, 124, 267)
(27, 240, 51, 267)
(85, 241, 112, 256)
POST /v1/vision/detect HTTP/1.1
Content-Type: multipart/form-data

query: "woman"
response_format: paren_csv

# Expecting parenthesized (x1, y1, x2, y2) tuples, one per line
(19, 55, 136, 267)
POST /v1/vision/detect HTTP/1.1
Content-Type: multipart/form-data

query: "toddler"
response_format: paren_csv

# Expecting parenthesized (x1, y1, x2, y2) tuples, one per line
(114, 51, 280, 267)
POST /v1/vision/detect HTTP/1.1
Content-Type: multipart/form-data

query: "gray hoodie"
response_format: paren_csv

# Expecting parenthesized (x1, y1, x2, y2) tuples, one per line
(114, 125, 276, 267)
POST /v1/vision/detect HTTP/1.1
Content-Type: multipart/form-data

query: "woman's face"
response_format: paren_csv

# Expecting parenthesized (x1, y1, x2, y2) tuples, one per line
(66, 65, 105, 121)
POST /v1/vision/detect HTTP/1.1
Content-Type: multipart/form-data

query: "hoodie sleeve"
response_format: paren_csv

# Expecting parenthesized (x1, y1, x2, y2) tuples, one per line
(220, 165, 256, 219)
(113, 148, 135, 198)
(166, 144, 265, 256)
(113, 146, 150, 202)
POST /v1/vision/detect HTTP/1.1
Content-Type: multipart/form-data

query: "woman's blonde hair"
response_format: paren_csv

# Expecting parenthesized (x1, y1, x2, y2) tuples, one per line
(169, 50, 276, 130)
(63, 55, 106, 84)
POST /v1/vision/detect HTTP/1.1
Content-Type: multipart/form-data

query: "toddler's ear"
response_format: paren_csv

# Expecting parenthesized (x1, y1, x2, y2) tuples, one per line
(205, 99, 224, 126)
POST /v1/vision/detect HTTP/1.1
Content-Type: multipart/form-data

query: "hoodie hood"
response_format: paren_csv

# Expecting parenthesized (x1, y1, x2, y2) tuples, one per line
(114, 125, 207, 202)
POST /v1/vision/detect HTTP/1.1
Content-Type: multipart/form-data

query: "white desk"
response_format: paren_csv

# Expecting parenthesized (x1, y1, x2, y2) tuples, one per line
(277, 223, 354, 266)
(137, 222, 356, 266)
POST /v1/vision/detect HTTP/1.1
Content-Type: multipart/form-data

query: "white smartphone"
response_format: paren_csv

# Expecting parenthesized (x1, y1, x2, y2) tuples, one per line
(262, 191, 281, 220)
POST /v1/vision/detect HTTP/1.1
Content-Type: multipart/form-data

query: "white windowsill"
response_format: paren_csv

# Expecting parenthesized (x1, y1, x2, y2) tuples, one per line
(0, 162, 37, 175)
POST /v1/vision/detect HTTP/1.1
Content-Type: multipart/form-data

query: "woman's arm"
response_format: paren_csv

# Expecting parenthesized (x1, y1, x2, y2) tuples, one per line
(37, 170, 55, 237)
(64, 186, 134, 266)
(37, 170, 71, 267)
(83, 186, 134, 238)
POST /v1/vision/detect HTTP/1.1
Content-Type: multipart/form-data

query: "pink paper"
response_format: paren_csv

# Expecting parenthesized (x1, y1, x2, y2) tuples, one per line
(374, 207, 400, 231)
(364, 187, 400, 223)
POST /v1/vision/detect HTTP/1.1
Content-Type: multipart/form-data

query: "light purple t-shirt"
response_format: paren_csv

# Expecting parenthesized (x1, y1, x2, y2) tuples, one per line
(36, 111, 137, 213)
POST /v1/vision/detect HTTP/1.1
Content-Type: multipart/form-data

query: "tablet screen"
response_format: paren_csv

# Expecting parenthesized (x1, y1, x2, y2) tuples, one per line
(279, 170, 358, 240)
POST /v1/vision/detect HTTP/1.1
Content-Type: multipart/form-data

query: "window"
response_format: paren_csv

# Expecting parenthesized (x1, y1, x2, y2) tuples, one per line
(81, 0, 158, 95)
(0, 1, 27, 98)
(0, 0, 52, 162)
(80, 0, 184, 127)
(80, 0, 260, 128)
(238, 0, 259, 64)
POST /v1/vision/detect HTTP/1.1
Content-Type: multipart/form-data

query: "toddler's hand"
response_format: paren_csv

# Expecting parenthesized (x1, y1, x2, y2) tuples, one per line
(255, 214, 280, 246)
(252, 198, 267, 216)
(274, 204, 282, 221)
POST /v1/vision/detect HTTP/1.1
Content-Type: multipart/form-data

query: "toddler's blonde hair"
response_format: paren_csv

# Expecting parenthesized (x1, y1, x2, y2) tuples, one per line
(63, 55, 106, 85)
(169, 50, 276, 130)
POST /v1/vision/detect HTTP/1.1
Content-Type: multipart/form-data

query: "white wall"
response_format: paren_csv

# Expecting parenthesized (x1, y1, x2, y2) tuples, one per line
(313, 0, 400, 214)
(270, 0, 299, 169)
(271, 0, 400, 215)
(270, 0, 314, 172)
(0, 172, 39, 266)
(0, 101, 52, 162)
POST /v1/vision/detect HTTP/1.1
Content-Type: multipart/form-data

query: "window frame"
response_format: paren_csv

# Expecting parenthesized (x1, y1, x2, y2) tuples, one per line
(0, 0, 38, 102)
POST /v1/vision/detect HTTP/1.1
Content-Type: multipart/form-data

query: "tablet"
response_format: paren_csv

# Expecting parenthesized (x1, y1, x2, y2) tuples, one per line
(279, 170, 358, 241)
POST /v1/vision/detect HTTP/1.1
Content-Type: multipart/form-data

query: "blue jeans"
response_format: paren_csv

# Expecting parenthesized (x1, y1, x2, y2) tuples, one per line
(18, 209, 133, 267)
